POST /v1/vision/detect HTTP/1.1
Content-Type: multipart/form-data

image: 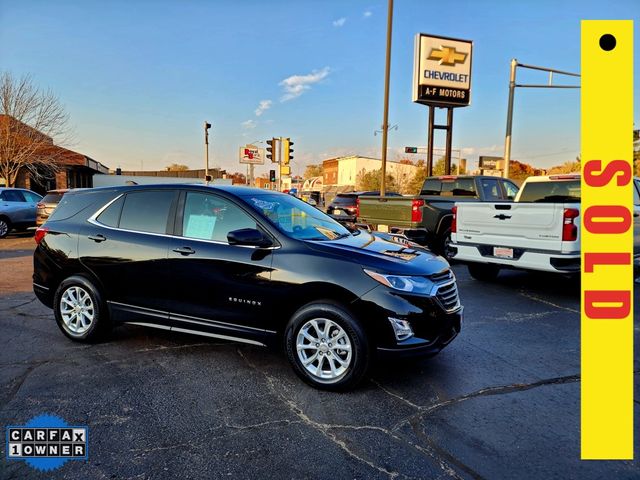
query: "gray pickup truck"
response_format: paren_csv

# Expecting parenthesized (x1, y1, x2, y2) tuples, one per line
(357, 175, 519, 256)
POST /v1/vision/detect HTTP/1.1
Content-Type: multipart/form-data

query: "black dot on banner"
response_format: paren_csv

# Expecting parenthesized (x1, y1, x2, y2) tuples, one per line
(599, 34, 616, 51)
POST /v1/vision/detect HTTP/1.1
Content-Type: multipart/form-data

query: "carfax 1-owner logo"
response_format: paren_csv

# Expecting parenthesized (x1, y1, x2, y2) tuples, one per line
(6, 414, 89, 471)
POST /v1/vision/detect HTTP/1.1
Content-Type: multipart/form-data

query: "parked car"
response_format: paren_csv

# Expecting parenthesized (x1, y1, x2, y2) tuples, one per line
(357, 176, 519, 256)
(33, 185, 462, 390)
(328, 191, 402, 225)
(36, 189, 70, 226)
(0, 187, 43, 238)
(450, 174, 581, 279)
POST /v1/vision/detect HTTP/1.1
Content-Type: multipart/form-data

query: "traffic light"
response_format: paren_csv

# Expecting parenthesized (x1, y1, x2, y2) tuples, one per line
(269, 169, 276, 182)
(266, 138, 277, 163)
(405, 147, 418, 154)
(282, 137, 294, 166)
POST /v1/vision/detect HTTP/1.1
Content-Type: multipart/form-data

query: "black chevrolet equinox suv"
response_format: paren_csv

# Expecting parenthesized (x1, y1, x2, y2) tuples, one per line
(33, 185, 462, 390)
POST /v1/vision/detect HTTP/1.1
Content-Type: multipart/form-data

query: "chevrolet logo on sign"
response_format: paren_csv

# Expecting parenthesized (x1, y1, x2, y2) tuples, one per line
(428, 46, 467, 66)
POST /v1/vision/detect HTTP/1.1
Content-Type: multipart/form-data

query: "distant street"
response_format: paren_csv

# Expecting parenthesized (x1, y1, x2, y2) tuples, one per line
(1, 234, 638, 479)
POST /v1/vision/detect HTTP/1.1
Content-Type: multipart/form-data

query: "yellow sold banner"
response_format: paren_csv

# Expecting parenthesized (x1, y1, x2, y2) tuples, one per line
(581, 20, 634, 459)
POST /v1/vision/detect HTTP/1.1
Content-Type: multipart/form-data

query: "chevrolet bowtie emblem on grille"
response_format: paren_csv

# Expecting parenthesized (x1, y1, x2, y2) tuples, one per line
(428, 46, 467, 66)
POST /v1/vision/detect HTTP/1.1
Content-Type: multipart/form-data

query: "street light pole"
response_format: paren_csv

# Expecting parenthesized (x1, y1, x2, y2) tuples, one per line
(204, 121, 212, 185)
(380, 0, 393, 197)
(503, 59, 517, 179)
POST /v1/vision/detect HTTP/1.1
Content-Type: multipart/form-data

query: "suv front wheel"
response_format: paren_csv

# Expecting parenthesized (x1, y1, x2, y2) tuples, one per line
(285, 301, 370, 391)
(54, 276, 111, 342)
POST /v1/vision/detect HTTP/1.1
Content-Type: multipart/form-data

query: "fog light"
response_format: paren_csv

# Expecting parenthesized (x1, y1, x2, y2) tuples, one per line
(388, 317, 414, 341)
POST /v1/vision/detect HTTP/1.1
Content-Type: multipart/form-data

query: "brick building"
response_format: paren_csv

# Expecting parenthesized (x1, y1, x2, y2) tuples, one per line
(1, 115, 108, 194)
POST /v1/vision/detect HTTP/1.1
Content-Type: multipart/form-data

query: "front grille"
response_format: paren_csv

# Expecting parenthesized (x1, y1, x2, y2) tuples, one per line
(435, 281, 460, 312)
(430, 269, 453, 283)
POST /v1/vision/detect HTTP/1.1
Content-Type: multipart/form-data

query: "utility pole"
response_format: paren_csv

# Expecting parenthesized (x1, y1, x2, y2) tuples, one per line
(277, 136, 283, 192)
(204, 121, 212, 185)
(502, 59, 579, 179)
(380, 0, 393, 197)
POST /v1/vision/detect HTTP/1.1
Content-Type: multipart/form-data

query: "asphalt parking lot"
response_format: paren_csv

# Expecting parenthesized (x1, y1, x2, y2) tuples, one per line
(0, 232, 638, 479)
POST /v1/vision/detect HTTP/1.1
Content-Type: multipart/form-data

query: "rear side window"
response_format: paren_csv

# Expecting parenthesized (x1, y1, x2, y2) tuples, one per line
(23, 191, 42, 202)
(119, 191, 176, 234)
(49, 190, 120, 222)
(96, 196, 125, 227)
(42, 193, 64, 204)
(518, 180, 581, 203)
(421, 179, 477, 197)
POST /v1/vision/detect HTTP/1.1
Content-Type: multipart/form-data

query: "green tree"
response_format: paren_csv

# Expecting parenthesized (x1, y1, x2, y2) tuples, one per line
(303, 164, 323, 179)
(407, 159, 429, 195)
(356, 168, 399, 192)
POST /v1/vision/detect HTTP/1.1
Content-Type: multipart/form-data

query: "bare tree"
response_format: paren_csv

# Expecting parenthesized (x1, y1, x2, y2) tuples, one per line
(0, 72, 71, 187)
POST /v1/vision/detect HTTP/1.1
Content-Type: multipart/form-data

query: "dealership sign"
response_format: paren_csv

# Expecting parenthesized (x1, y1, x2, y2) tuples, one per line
(239, 145, 265, 165)
(413, 33, 473, 107)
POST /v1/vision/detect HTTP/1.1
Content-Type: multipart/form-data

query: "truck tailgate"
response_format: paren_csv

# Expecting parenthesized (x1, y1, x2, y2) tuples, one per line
(358, 197, 415, 226)
(455, 202, 569, 251)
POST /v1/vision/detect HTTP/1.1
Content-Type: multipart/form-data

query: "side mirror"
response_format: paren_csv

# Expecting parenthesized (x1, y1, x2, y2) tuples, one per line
(227, 228, 272, 248)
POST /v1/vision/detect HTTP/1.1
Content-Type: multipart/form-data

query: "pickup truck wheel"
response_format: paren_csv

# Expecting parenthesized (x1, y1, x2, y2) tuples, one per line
(285, 301, 370, 391)
(439, 229, 453, 260)
(467, 263, 500, 281)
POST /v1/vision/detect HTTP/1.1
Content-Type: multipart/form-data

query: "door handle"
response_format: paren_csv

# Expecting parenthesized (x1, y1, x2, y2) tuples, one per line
(173, 246, 196, 256)
(634, 212, 639, 218)
(88, 234, 107, 243)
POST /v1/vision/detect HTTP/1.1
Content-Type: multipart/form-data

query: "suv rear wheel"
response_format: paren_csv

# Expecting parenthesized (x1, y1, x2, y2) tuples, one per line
(285, 301, 369, 391)
(54, 276, 111, 342)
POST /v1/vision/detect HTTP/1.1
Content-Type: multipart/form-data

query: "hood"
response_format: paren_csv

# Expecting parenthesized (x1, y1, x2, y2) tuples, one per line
(304, 231, 449, 276)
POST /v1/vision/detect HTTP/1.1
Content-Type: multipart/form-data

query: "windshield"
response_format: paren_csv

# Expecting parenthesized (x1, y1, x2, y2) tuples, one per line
(244, 193, 351, 241)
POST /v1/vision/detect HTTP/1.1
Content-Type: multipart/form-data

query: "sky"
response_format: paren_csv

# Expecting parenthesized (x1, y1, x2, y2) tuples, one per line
(0, 0, 638, 177)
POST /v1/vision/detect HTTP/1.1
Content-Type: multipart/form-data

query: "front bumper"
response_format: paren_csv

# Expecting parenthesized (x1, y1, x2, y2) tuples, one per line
(355, 284, 463, 358)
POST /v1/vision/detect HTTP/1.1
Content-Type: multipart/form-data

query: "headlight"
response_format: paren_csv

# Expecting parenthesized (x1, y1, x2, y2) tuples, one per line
(364, 269, 433, 294)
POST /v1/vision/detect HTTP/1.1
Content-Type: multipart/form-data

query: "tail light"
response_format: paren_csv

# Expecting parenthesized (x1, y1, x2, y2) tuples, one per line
(562, 208, 579, 241)
(451, 206, 457, 233)
(34, 226, 49, 245)
(36, 202, 45, 209)
(356, 198, 360, 218)
(411, 199, 424, 223)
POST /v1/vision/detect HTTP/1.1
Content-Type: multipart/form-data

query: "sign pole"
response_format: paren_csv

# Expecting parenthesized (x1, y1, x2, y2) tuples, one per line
(427, 106, 435, 176)
(445, 107, 454, 175)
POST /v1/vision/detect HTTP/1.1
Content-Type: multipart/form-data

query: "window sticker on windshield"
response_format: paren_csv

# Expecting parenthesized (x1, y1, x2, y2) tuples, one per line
(185, 214, 215, 240)
(250, 198, 276, 211)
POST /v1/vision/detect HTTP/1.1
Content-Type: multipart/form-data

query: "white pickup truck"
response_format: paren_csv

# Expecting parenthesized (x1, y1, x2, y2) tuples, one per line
(450, 174, 581, 280)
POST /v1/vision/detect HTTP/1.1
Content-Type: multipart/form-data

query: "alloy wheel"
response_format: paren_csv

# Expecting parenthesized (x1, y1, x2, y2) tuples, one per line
(59, 286, 95, 335)
(296, 318, 352, 382)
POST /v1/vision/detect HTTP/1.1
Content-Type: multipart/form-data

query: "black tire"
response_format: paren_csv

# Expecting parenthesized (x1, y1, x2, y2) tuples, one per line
(285, 301, 370, 391)
(467, 263, 500, 281)
(53, 275, 111, 342)
(0, 217, 11, 238)
(438, 229, 453, 260)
